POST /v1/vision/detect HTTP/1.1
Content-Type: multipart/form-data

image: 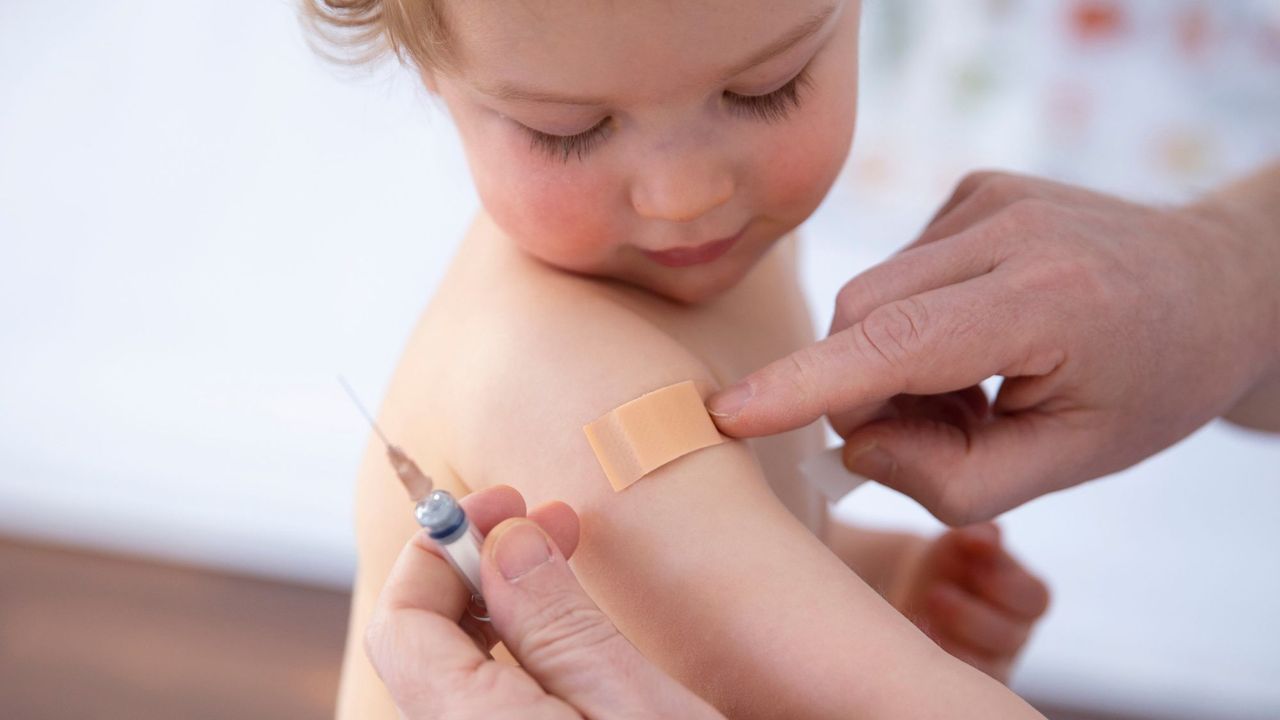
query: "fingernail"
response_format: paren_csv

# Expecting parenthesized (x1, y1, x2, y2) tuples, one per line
(493, 522, 552, 581)
(708, 382, 752, 418)
(966, 523, 1000, 544)
(845, 442, 895, 480)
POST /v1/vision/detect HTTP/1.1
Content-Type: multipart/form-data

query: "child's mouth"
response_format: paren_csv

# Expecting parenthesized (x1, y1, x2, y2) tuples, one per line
(642, 229, 743, 268)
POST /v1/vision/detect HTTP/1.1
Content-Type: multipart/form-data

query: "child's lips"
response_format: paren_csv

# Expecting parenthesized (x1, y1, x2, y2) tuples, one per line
(641, 230, 743, 268)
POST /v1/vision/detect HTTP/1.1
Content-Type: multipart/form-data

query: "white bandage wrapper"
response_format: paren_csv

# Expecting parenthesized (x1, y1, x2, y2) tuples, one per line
(800, 447, 869, 503)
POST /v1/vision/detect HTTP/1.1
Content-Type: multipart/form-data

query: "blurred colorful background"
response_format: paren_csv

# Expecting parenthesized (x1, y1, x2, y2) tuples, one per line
(1, 0, 1277, 718)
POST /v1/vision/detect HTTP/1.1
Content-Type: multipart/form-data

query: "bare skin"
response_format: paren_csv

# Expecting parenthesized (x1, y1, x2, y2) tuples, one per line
(336, 213, 1045, 719)
(365, 489, 1042, 718)
(364, 486, 729, 719)
(709, 163, 1280, 525)
(327, 0, 1045, 714)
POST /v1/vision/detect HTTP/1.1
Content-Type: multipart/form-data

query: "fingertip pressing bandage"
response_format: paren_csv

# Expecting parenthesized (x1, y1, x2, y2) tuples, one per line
(583, 380, 724, 492)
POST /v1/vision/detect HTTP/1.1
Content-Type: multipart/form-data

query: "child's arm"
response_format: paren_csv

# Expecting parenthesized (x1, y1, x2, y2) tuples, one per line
(822, 520, 927, 598)
(450, 287, 1043, 719)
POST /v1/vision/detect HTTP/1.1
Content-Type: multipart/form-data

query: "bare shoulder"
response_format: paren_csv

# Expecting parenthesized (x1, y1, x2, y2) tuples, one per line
(337, 216, 741, 720)
(435, 222, 719, 506)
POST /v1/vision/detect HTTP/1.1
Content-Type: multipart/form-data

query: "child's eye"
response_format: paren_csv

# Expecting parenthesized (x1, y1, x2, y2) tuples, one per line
(523, 119, 612, 163)
(517, 65, 812, 163)
(723, 66, 813, 123)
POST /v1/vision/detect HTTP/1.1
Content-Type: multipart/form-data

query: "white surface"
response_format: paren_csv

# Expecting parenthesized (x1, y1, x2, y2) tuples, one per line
(800, 446, 867, 501)
(0, 0, 473, 584)
(0, 2, 1277, 717)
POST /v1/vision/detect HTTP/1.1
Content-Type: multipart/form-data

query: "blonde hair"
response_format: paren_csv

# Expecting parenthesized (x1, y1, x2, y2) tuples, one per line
(299, 0, 455, 72)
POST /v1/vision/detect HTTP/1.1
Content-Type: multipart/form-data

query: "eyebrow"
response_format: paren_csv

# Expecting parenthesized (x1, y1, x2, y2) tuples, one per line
(719, 5, 836, 81)
(477, 4, 837, 106)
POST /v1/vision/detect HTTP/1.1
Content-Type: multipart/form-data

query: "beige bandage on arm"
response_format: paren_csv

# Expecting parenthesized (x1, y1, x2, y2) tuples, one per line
(583, 380, 725, 491)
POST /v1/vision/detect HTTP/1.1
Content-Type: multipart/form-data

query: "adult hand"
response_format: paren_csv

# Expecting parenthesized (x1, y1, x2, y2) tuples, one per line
(365, 485, 724, 720)
(709, 166, 1280, 524)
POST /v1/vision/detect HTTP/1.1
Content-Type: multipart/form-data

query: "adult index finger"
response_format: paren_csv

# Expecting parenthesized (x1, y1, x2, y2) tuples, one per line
(707, 273, 1044, 438)
(463, 485, 580, 560)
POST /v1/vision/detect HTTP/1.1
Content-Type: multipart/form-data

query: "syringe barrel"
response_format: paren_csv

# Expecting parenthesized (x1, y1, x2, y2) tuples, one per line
(437, 522, 484, 597)
(415, 489, 485, 597)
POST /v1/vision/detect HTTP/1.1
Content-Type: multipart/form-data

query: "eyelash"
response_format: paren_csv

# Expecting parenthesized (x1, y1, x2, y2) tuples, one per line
(525, 118, 613, 163)
(522, 65, 813, 164)
(723, 65, 813, 123)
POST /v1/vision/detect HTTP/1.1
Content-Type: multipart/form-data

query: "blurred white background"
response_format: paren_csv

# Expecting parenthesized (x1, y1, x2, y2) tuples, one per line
(0, 1, 1277, 718)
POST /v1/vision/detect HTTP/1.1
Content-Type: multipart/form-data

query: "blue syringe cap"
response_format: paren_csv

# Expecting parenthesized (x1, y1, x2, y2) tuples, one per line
(415, 489, 467, 541)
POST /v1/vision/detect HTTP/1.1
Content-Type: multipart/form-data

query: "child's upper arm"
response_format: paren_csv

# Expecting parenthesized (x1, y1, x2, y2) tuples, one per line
(448, 288, 1039, 719)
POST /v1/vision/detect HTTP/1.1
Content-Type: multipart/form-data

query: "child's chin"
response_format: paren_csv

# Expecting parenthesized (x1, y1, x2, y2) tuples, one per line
(636, 268, 748, 306)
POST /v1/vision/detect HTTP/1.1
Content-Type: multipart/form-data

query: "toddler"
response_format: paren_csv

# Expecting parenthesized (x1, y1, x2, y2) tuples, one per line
(304, 1, 1051, 717)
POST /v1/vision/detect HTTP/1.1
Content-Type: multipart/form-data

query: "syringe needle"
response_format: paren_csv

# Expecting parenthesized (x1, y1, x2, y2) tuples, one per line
(337, 375, 434, 500)
(337, 374, 391, 447)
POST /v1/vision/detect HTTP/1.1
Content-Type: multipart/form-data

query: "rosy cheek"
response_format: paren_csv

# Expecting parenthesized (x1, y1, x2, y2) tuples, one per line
(757, 95, 855, 215)
(518, 169, 617, 268)
(755, 131, 832, 212)
(477, 146, 619, 270)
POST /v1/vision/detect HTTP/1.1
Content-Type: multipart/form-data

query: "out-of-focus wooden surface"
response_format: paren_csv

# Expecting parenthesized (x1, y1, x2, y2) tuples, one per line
(0, 534, 1165, 720)
(0, 536, 350, 720)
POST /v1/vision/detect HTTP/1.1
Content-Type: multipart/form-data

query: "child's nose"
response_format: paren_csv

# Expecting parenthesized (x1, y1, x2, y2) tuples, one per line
(629, 151, 734, 223)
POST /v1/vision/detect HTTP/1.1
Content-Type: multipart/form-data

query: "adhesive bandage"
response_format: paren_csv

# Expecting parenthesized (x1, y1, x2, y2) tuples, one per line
(583, 380, 724, 491)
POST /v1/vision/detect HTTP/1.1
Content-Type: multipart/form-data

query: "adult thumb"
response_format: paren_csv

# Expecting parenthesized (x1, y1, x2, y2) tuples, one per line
(842, 409, 1095, 525)
(481, 518, 722, 719)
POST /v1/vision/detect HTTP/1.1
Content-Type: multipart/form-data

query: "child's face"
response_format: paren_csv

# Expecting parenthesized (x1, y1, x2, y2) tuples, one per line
(432, 0, 860, 303)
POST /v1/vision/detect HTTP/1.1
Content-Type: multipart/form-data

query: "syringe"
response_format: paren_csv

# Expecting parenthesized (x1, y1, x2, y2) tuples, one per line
(339, 377, 488, 618)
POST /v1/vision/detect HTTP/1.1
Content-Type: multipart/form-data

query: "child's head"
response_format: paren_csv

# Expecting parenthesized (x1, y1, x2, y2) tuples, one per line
(307, 0, 860, 303)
